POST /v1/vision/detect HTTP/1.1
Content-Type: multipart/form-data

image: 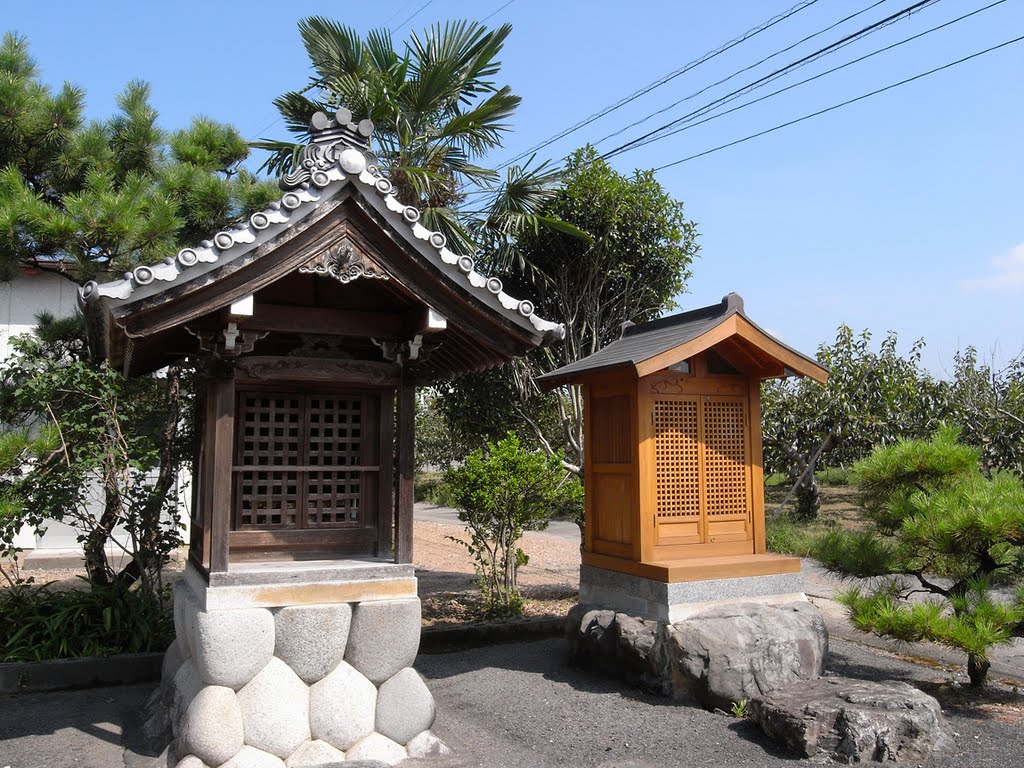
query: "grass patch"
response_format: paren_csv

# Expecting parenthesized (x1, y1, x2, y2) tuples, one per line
(0, 583, 174, 662)
(765, 514, 841, 557)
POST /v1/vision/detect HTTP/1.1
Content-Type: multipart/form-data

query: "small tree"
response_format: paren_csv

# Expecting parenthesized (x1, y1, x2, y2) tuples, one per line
(0, 315, 188, 595)
(817, 426, 1024, 686)
(445, 433, 582, 617)
(762, 326, 946, 518)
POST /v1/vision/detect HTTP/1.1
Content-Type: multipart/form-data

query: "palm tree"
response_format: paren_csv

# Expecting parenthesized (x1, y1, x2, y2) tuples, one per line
(254, 18, 584, 258)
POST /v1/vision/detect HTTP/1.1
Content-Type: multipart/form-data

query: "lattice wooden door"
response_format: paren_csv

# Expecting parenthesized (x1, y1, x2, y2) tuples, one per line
(652, 395, 751, 547)
(233, 392, 376, 531)
(653, 397, 702, 544)
(701, 396, 752, 544)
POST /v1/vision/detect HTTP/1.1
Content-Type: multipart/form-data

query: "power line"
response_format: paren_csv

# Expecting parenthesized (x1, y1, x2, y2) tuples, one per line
(382, 1, 419, 28)
(652, 33, 1024, 171)
(639, 0, 1007, 150)
(481, 0, 516, 24)
(602, 0, 942, 159)
(393, 1, 433, 33)
(593, 0, 891, 150)
(494, 0, 824, 170)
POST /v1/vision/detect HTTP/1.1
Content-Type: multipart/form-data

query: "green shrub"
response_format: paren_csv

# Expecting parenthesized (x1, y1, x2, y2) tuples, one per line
(445, 433, 582, 617)
(0, 583, 174, 662)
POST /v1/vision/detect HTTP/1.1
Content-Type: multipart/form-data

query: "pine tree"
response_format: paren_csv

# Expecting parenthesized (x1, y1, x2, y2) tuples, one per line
(0, 32, 278, 280)
(817, 426, 1024, 685)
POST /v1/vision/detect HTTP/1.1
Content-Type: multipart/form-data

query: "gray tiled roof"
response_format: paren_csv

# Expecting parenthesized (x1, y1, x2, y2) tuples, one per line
(78, 110, 564, 343)
(537, 295, 741, 383)
(537, 293, 824, 386)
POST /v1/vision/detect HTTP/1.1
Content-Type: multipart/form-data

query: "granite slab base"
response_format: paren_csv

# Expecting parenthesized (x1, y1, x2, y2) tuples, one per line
(579, 563, 807, 622)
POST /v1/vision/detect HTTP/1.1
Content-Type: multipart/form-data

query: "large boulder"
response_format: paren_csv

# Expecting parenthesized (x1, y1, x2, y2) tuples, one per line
(309, 661, 377, 751)
(345, 733, 407, 766)
(750, 676, 953, 763)
(567, 601, 828, 709)
(666, 601, 828, 709)
(285, 739, 346, 767)
(375, 667, 436, 745)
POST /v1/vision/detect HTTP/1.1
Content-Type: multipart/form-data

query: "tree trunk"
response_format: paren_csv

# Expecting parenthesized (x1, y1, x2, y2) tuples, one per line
(967, 654, 990, 686)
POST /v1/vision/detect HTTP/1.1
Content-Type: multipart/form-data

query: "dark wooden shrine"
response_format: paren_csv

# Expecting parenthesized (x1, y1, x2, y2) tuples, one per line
(80, 111, 563, 577)
(538, 294, 827, 584)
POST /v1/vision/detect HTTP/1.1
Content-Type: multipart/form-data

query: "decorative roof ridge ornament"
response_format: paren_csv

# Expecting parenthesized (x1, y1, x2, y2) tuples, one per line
(280, 108, 376, 191)
(298, 241, 390, 285)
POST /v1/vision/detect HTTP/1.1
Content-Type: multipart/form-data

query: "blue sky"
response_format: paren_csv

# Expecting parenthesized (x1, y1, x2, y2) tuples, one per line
(5, 0, 1022, 374)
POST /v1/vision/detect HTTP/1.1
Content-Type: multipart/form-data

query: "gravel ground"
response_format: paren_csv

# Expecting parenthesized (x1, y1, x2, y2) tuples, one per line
(6, 513, 1024, 766)
(408, 636, 1024, 768)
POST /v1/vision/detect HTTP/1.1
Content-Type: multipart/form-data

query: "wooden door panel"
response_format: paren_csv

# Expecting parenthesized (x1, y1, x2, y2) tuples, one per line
(593, 473, 632, 546)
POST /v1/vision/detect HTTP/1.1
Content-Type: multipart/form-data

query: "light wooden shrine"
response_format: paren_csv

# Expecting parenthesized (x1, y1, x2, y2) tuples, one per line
(539, 294, 827, 599)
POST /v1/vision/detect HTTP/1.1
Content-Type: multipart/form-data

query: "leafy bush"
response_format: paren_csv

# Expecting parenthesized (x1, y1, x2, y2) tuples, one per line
(817, 426, 1024, 685)
(445, 433, 582, 617)
(0, 582, 174, 662)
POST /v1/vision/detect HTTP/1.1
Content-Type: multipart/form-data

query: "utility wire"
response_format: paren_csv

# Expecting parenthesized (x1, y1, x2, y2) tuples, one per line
(393, 1, 433, 33)
(594, 0, 891, 150)
(652, 33, 1024, 171)
(494, 0, 824, 170)
(482, 0, 516, 24)
(602, 0, 942, 159)
(640, 0, 1007, 150)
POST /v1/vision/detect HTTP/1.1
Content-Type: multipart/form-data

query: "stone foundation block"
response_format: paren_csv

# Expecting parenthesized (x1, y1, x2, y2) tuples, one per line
(173, 582, 199, 659)
(284, 738, 346, 766)
(173, 756, 209, 768)
(345, 732, 407, 765)
(751, 676, 953, 763)
(375, 667, 436, 745)
(667, 601, 828, 709)
(406, 730, 452, 759)
(161, 638, 187, 703)
(345, 598, 421, 684)
(220, 745, 287, 768)
(171, 659, 203, 734)
(193, 607, 275, 689)
(176, 685, 244, 767)
(568, 600, 828, 710)
(309, 661, 377, 750)
(274, 603, 352, 684)
(237, 657, 311, 758)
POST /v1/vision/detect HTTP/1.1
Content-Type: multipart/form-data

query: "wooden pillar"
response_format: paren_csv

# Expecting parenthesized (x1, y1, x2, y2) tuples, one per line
(376, 389, 395, 559)
(207, 371, 236, 574)
(394, 379, 415, 564)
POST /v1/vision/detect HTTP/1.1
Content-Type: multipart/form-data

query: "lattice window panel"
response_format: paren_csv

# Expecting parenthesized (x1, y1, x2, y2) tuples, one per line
(702, 399, 748, 517)
(307, 397, 363, 527)
(234, 393, 368, 530)
(236, 396, 302, 528)
(653, 399, 701, 519)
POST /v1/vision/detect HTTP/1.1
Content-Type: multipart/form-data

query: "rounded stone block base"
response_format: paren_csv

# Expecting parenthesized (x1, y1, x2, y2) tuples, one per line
(160, 565, 446, 766)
